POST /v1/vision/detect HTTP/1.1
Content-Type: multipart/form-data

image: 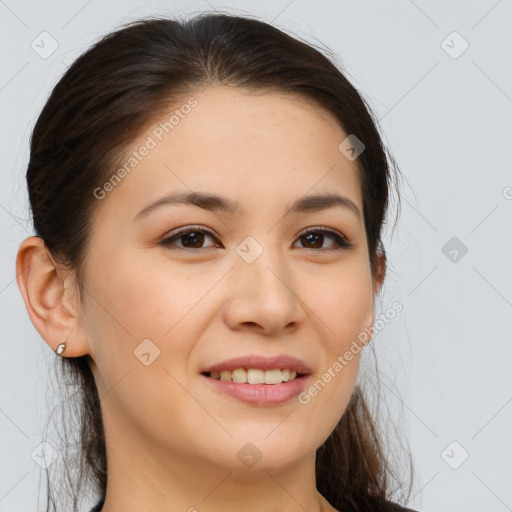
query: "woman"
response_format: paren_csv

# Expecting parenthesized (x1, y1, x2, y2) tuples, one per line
(16, 12, 417, 512)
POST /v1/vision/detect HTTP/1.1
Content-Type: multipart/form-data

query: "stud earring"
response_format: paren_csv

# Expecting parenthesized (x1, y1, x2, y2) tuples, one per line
(55, 341, 67, 356)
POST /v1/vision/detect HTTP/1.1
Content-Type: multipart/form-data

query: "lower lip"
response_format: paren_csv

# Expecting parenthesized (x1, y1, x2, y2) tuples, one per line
(201, 374, 310, 406)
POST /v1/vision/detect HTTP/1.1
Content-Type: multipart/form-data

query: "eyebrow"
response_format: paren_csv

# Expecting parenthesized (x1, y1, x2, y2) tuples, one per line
(133, 190, 361, 221)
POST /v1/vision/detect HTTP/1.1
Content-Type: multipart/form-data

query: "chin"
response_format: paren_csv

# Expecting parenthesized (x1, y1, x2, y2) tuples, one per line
(209, 435, 314, 473)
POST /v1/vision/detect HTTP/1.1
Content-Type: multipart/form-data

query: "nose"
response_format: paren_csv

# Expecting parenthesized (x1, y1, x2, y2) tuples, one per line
(222, 244, 306, 336)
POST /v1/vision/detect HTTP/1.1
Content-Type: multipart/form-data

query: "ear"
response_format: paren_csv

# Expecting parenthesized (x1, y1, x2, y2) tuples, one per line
(361, 251, 387, 347)
(373, 250, 386, 296)
(15, 236, 90, 357)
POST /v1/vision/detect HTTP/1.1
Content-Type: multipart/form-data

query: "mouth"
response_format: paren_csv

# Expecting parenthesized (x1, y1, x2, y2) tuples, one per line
(200, 355, 312, 405)
(200, 364, 311, 406)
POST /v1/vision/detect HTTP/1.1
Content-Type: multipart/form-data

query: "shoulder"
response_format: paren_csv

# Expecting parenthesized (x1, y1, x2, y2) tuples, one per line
(379, 501, 418, 512)
(89, 499, 104, 512)
(327, 499, 419, 512)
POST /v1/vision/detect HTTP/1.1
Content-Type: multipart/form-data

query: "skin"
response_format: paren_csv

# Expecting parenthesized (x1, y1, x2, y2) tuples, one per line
(16, 85, 384, 512)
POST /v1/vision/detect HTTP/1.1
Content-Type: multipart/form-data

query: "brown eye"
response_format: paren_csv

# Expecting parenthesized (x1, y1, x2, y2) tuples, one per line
(161, 227, 220, 250)
(295, 228, 352, 250)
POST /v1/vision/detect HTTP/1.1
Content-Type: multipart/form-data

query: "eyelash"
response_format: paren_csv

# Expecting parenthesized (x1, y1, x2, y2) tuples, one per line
(160, 225, 354, 252)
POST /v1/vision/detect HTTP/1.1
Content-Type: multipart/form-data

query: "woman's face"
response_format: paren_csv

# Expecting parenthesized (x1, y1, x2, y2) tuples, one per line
(81, 85, 380, 473)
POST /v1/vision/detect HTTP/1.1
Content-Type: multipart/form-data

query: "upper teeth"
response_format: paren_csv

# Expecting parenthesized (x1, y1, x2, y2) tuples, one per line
(209, 368, 298, 384)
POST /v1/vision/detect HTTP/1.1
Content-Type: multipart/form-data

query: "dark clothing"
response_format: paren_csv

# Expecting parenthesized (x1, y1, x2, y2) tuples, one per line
(383, 503, 417, 512)
(89, 498, 416, 511)
(90, 499, 104, 512)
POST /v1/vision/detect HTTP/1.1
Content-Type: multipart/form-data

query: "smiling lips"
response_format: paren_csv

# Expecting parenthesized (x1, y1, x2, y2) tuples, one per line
(201, 354, 312, 405)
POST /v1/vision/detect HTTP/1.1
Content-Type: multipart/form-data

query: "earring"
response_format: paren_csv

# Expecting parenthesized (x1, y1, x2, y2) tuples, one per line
(55, 341, 67, 356)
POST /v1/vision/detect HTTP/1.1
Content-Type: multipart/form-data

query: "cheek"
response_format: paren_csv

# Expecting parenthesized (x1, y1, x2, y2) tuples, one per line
(305, 261, 374, 347)
(297, 261, 373, 426)
(81, 253, 174, 383)
(86, 250, 198, 339)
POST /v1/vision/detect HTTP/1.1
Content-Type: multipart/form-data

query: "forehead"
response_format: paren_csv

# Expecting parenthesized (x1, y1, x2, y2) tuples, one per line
(93, 85, 363, 221)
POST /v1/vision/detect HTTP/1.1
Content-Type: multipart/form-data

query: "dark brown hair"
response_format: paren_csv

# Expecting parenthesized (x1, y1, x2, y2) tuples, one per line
(26, 12, 413, 512)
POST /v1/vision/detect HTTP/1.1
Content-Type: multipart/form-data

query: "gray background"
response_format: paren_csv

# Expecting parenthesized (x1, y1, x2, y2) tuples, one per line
(1, 1, 511, 511)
